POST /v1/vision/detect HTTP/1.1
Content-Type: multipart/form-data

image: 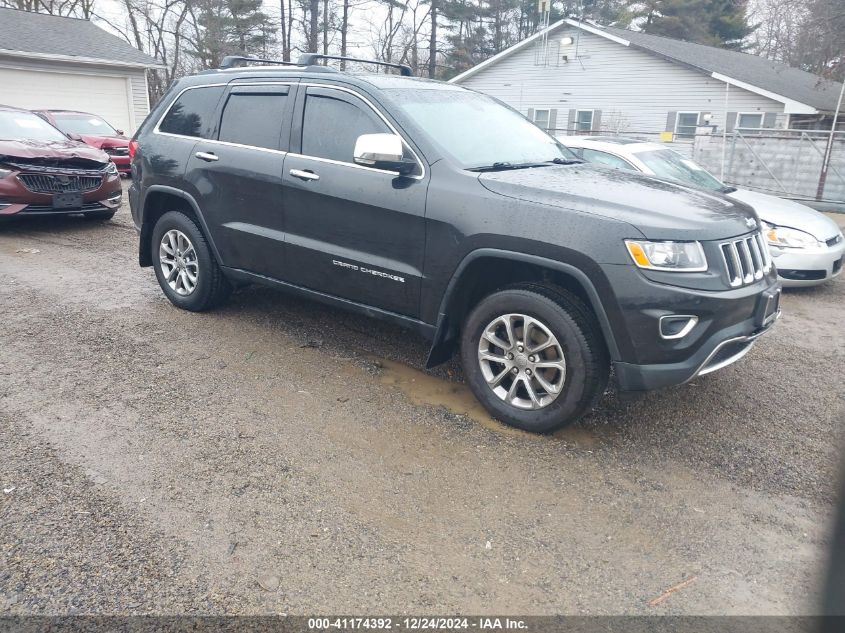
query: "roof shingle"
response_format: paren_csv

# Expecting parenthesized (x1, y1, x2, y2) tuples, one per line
(598, 24, 843, 113)
(0, 8, 160, 68)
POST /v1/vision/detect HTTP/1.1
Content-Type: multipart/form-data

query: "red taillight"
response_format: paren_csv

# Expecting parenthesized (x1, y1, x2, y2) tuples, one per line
(128, 139, 138, 158)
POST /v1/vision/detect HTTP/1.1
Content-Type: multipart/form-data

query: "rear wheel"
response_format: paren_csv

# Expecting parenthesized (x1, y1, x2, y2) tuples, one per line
(460, 284, 608, 432)
(151, 210, 231, 311)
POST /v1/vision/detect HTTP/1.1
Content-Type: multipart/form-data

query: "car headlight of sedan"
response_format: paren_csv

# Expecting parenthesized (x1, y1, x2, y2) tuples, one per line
(761, 221, 819, 249)
(0, 166, 13, 179)
(624, 239, 707, 272)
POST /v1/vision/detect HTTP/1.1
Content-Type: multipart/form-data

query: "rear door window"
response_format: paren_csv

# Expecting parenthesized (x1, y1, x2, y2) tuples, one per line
(218, 86, 290, 151)
(159, 86, 225, 139)
(300, 88, 389, 163)
(581, 148, 635, 171)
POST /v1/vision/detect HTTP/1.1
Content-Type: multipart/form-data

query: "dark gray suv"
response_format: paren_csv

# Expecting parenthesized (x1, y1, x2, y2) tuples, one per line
(128, 54, 781, 432)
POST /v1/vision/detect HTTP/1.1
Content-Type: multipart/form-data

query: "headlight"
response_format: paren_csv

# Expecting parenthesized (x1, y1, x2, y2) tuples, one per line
(761, 222, 819, 249)
(625, 239, 708, 272)
(0, 166, 12, 179)
(106, 162, 118, 174)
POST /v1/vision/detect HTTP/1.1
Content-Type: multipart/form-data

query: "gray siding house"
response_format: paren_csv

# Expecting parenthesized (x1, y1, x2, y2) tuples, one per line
(451, 19, 844, 139)
(0, 8, 161, 135)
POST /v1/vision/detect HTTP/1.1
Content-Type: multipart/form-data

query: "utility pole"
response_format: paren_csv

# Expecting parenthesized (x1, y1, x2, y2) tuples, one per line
(428, 0, 437, 79)
(817, 79, 845, 201)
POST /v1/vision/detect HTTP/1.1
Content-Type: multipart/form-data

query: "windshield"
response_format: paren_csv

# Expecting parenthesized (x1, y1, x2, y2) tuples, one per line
(387, 88, 578, 169)
(0, 111, 68, 142)
(52, 114, 118, 136)
(634, 149, 727, 192)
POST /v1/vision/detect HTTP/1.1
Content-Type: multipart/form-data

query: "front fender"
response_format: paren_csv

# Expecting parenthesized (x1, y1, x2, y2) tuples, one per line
(426, 248, 622, 367)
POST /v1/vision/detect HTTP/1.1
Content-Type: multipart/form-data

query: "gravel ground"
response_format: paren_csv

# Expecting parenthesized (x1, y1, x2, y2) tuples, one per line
(0, 191, 843, 615)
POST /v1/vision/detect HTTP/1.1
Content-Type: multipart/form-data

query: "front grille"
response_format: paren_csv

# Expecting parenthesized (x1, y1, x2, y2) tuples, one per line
(719, 232, 771, 287)
(779, 269, 826, 281)
(826, 234, 843, 247)
(22, 201, 106, 213)
(18, 173, 103, 194)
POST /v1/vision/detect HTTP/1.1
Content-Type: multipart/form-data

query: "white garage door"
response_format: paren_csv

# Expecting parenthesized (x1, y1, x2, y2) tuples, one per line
(0, 67, 133, 134)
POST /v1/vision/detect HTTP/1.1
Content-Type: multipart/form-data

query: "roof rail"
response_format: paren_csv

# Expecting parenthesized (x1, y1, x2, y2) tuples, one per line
(219, 55, 301, 70)
(296, 53, 413, 77)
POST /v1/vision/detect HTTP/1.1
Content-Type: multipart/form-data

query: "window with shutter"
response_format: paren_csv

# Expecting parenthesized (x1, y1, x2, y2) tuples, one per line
(575, 110, 593, 133)
(675, 112, 700, 137)
(532, 109, 550, 130)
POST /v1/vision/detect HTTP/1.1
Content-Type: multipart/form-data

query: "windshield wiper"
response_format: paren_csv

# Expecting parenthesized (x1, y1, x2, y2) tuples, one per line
(467, 161, 519, 172)
(719, 185, 738, 194)
(468, 160, 575, 172)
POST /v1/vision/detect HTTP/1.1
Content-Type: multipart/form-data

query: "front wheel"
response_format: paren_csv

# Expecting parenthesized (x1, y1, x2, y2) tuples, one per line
(151, 210, 231, 311)
(460, 284, 609, 433)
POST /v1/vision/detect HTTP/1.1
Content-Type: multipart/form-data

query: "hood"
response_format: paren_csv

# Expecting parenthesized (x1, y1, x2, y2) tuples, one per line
(79, 134, 129, 150)
(478, 164, 759, 241)
(0, 138, 109, 166)
(727, 188, 842, 241)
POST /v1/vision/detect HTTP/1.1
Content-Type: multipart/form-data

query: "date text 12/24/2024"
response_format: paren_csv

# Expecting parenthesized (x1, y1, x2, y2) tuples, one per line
(308, 617, 528, 630)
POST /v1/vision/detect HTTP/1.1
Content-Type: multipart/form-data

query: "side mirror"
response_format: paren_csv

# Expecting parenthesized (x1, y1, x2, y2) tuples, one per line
(67, 132, 82, 141)
(353, 133, 417, 175)
(115, 129, 125, 137)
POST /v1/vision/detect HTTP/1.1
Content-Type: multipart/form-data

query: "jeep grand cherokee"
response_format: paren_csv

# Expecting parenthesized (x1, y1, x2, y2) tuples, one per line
(128, 54, 781, 432)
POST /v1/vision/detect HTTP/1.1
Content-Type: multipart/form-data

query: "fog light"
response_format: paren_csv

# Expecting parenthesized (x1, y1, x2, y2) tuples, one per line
(659, 315, 698, 340)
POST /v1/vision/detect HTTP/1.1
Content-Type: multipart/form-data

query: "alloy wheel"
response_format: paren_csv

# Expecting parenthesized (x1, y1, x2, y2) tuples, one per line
(477, 313, 567, 410)
(159, 229, 199, 296)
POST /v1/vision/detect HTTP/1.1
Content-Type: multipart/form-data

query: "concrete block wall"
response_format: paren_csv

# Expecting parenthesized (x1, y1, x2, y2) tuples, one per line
(691, 134, 845, 203)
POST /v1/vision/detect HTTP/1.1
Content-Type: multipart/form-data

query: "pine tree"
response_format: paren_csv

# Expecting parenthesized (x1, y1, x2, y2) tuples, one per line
(631, 0, 754, 49)
(191, 0, 276, 68)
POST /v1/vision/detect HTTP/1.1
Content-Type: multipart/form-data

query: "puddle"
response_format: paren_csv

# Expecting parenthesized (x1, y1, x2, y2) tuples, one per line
(373, 357, 600, 446)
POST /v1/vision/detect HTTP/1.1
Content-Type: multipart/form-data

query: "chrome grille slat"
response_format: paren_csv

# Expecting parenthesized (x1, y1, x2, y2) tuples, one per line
(720, 231, 769, 287)
(755, 232, 772, 271)
(18, 173, 102, 194)
(746, 237, 764, 280)
(737, 239, 754, 284)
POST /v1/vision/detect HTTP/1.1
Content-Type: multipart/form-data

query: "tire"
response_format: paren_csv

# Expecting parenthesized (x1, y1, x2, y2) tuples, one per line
(84, 210, 116, 220)
(151, 210, 231, 311)
(460, 283, 609, 433)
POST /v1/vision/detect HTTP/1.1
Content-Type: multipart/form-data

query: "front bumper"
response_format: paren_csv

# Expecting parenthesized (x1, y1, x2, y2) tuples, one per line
(0, 170, 122, 216)
(614, 309, 778, 391)
(770, 238, 844, 287)
(602, 262, 781, 392)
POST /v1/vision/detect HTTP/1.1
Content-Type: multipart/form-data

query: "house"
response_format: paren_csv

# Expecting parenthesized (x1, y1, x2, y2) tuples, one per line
(450, 19, 844, 139)
(0, 8, 162, 135)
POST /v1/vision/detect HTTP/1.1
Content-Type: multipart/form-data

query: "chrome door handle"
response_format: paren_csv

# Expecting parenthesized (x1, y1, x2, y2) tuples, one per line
(290, 169, 319, 181)
(195, 151, 218, 162)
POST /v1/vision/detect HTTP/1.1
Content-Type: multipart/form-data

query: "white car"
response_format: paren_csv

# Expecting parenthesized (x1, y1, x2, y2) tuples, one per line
(558, 136, 845, 287)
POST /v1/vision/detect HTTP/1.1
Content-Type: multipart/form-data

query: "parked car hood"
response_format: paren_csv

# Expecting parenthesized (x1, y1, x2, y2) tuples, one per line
(727, 188, 842, 241)
(0, 139, 109, 165)
(478, 164, 759, 241)
(79, 134, 129, 150)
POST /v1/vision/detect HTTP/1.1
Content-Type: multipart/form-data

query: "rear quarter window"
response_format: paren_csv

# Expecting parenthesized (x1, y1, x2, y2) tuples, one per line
(158, 86, 225, 139)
